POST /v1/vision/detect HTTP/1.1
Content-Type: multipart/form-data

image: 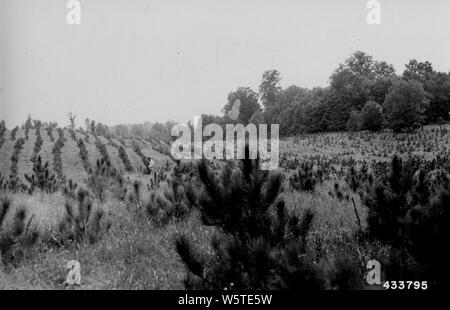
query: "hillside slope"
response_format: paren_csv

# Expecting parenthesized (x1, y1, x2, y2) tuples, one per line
(0, 128, 171, 183)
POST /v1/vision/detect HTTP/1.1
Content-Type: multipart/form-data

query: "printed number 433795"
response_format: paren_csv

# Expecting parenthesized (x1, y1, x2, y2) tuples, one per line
(383, 281, 428, 290)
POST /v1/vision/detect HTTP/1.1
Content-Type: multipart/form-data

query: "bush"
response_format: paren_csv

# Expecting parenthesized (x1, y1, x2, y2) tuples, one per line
(144, 165, 195, 225)
(346, 110, 361, 131)
(24, 115, 32, 140)
(176, 154, 328, 289)
(31, 126, 43, 163)
(345, 162, 373, 193)
(0, 196, 39, 266)
(87, 158, 117, 202)
(24, 155, 58, 193)
(69, 129, 77, 142)
(45, 126, 55, 142)
(52, 128, 67, 183)
(0, 172, 5, 190)
(360, 101, 384, 131)
(0, 120, 5, 137)
(364, 155, 450, 288)
(63, 179, 78, 200)
(8, 138, 26, 190)
(290, 161, 319, 192)
(10, 126, 18, 141)
(95, 137, 112, 166)
(118, 145, 134, 172)
(108, 137, 134, 172)
(0, 121, 5, 151)
(76, 138, 91, 174)
(132, 141, 150, 173)
(56, 188, 110, 245)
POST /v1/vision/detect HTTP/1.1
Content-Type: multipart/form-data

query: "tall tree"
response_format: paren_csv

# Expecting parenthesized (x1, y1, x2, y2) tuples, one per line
(403, 59, 433, 83)
(403, 60, 450, 123)
(223, 87, 260, 125)
(259, 70, 282, 111)
(383, 79, 428, 132)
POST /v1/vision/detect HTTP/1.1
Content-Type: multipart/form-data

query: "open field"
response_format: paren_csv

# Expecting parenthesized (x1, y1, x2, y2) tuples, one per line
(0, 124, 449, 289)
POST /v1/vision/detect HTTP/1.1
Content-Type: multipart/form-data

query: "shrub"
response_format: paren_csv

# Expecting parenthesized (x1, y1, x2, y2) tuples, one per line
(365, 156, 417, 242)
(24, 115, 32, 140)
(290, 162, 319, 192)
(132, 141, 150, 173)
(364, 155, 450, 288)
(94, 137, 112, 166)
(76, 138, 91, 174)
(0, 121, 5, 151)
(10, 126, 18, 141)
(45, 126, 55, 142)
(346, 110, 361, 131)
(87, 158, 117, 202)
(31, 126, 43, 163)
(118, 145, 134, 172)
(0, 173, 5, 190)
(69, 129, 77, 142)
(78, 129, 90, 143)
(0, 120, 5, 137)
(345, 162, 373, 193)
(24, 155, 58, 193)
(176, 153, 328, 289)
(52, 128, 67, 183)
(56, 188, 110, 245)
(360, 101, 384, 131)
(9, 138, 25, 190)
(0, 196, 39, 266)
(144, 173, 193, 226)
(63, 179, 78, 200)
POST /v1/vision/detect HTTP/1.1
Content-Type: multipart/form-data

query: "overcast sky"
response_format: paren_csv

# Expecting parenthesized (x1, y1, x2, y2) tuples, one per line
(1, 0, 450, 128)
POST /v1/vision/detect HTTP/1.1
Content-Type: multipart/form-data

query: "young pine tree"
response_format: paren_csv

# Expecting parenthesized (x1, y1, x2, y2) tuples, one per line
(176, 151, 326, 289)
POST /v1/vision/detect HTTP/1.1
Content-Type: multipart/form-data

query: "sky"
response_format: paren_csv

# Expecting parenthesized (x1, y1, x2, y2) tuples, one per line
(1, 0, 450, 128)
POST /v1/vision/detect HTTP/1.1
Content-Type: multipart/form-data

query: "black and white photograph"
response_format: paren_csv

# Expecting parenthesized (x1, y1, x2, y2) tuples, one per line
(0, 0, 450, 296)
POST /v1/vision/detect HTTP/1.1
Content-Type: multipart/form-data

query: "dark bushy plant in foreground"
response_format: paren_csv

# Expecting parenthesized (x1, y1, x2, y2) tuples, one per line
(57, 188, 110, 245)
(364, 155, 450, 288)
(345, 162, 373, 194)
(145, 164, 195, 225)
(0, 196, 39, 266)
(63, 179, 78, 200)
(176, 154, 327, 289)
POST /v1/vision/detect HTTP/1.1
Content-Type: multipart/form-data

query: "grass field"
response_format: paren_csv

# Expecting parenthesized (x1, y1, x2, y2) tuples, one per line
(0, 124, 449, 289)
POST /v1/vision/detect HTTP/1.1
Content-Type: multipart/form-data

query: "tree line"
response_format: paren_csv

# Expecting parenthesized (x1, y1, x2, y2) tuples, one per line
(6, 51, 449, 140)
(204, 51, 450, 135)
